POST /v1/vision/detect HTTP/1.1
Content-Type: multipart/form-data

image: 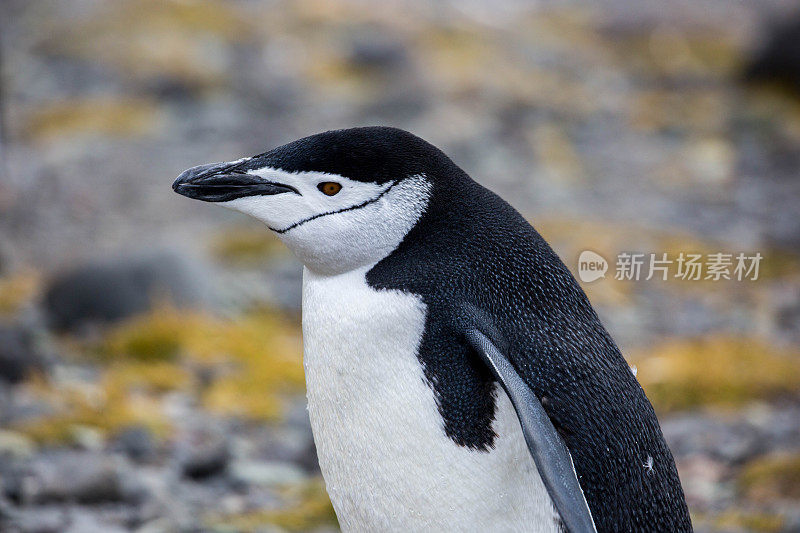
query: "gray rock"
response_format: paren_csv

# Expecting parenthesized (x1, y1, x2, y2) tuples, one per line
(42, 251, 209, 333)
(113, 426, 156, 463)
(240, 405, 319, 473)
(10, 505, 133, 533)
(0, 430, 35, 459)
(214, 258, 303, 313)
(742, 404, 800, 452)
(261, 426, 319, 473)
(662, 414, 764, 464)
(12, 505, 65, 533)
(70, 426, 105, 452)
(0, 241, 13, 277)
(0, 495, 18, 530)
(0, 324, 44, 385)
(348, 32, 409, 71)
(9, 506, 66, 533)
(296, 438, 320, 474)
(134, 517, 178, 533)
(768, 283, 800, 345)
(1, 459, 27, 505)
(12, 452, 147, 504)
(744, 14, 800, 93)
(177, 430, 230, 480)
(229, 460, 306, 487)
(63, 506, 128, 533)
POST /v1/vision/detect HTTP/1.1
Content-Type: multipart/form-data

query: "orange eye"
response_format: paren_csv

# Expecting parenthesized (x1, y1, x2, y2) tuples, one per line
(318, 182, 342, 196)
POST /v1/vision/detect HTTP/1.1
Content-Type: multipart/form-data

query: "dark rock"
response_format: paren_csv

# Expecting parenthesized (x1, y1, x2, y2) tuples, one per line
(662, 414, 764, 464)
(1, 460, 29, 505)
(744, 13, 800, 92)
(250, 404, 319, 472)
(0, 241, 12, 277)
(0, 324, 44, 385)
(42, 252, 208, 333)
(0, 494, 18, 530)
(40, 459, 125, 504)
(0, 494, 12, 516)
(348, 32, 409, 71)
(142, 76, 202, 102)
(771, 284, 800, 345)
(112, 426, 156, 463)
(358, 91, 429, 123)
(296, 438, 320, 473)
(9, 452, 147, 505)
(178, 431, 230, 480)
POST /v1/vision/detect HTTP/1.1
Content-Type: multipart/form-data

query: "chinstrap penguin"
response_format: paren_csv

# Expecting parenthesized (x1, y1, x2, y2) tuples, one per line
(173, 127, 692, 532)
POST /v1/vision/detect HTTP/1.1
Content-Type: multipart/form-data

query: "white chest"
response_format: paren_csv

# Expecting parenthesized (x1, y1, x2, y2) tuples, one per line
(301, 267, 559, 532)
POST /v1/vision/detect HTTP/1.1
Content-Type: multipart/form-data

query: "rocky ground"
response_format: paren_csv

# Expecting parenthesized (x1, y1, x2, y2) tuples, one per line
(1, 0, 799, 531)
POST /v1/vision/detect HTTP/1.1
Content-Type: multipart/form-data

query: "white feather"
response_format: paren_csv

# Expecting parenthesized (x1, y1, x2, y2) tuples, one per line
(302, 267, 560, 532)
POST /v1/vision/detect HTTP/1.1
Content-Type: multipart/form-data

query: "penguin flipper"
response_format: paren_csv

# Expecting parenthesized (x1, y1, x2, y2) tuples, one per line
(464, 328, 596, 533)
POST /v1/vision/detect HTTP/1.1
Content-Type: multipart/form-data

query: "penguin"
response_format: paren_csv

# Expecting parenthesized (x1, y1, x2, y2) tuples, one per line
(173, 127, 692, 532)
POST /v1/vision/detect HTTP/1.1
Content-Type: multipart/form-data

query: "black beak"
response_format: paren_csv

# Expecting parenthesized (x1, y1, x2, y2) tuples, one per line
(172, 162, 298, 203)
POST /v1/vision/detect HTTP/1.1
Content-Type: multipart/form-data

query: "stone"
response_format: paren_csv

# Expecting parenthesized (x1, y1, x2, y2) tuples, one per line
(178, 431, 230, 480)
(42, 252, 209, 333)
(744, 15, 800, 92)
(13, 451, 147, 505)
(11, 505, 64, 533)
(228, 460, 306, 487)
(0, 324, 44, 385)
(113, 426, 156, 463)
(662, 414, 764, 464)
(0, 430, 35, 459)
(347, 32, 409, 71)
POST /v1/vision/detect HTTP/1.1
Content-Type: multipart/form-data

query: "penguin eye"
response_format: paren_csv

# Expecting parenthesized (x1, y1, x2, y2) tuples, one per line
(318, 182, 342, 196)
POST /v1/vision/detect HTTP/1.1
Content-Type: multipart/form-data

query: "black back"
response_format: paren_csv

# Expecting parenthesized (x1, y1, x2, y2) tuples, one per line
(260, 127, 691, 531)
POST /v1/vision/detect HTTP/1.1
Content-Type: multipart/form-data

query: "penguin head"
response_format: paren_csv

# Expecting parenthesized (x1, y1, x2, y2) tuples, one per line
(173, 127, 446, 275)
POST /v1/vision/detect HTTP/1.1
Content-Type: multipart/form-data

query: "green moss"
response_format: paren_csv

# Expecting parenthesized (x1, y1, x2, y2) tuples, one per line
(100, 307, 305, 420)
(210, 226, 288, 265)
(101, 311, 185, 362)
(606, 27, 742, 80)
(24, 98, 159, 140)
(14, 366, 176, 445)
(634, 336, 800, 413)
(201, 311, 306, 421)
(0, 272, 40, 316)
(38, 0, 255, 87)
(739, 453, 800, 502)
(712, 510, 785, 532)
(207, 478, 337, 532)
(757, 248, 800, 280)
(19, 306, 305, 444)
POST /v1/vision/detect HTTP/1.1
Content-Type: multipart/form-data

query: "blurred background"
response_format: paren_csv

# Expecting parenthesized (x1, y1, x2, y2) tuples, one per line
(1, 0, 800, 531)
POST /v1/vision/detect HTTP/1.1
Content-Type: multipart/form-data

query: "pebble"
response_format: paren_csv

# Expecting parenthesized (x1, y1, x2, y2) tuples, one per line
(0, 430, 35, 459)
(229, 460, 306, 487)
(0, 324, 44, 386)
(113, 426, 156, 463)
(42, 252, 210, 333)
(11, 452, 147, 505)
(178, 430, 230, 480)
